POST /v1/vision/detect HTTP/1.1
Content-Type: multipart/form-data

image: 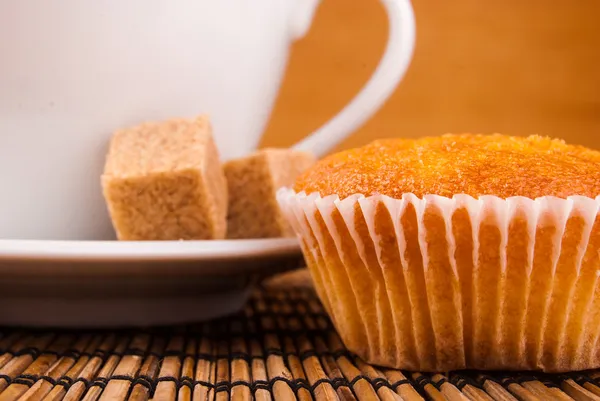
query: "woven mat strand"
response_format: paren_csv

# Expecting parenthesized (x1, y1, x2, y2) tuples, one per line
(0, 273, 599, 400)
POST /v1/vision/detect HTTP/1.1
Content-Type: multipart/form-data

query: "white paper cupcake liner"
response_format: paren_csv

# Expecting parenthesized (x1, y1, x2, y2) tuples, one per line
(276, 188, 600, 372)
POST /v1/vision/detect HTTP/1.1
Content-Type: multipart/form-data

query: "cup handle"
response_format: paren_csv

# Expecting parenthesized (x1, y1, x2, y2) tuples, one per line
(291, 0, 416, 158)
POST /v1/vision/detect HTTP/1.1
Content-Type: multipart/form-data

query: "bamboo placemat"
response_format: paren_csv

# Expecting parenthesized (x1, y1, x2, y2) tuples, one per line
(0, 269, 600, 401)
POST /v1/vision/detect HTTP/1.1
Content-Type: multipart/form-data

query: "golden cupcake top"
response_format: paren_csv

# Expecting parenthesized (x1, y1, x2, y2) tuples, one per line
(294, 133, 600, 199)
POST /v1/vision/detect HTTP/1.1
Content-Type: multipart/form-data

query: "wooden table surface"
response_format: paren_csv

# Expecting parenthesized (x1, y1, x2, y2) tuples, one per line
(261, 0, 600, 153)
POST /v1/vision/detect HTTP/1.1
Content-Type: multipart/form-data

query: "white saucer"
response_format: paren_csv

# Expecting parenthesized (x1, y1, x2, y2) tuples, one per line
(0, 238, 303, 327)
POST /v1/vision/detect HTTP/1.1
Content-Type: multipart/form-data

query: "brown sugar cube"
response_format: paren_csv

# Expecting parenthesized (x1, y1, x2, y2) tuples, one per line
(101, 115, 228, 240)
(224, 148, 316, 239)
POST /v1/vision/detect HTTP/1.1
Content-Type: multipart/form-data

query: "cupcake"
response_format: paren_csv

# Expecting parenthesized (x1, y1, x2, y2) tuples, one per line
(277, 134, 600, 372)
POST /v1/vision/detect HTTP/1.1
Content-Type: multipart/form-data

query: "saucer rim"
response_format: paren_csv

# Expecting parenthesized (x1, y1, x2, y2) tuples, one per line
(0, 237, 301, 261)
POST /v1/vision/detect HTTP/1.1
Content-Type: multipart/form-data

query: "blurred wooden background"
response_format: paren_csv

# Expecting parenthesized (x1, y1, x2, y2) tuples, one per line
(261, 0, 600, 153)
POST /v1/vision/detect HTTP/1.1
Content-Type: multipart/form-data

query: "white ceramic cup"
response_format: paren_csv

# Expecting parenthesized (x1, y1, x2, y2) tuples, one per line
(0, 0, 415, 240)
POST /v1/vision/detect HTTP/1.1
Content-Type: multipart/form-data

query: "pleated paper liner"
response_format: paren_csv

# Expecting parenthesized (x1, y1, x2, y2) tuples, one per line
(277, 188, 600, 373)
(2, 277, 600, 401)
